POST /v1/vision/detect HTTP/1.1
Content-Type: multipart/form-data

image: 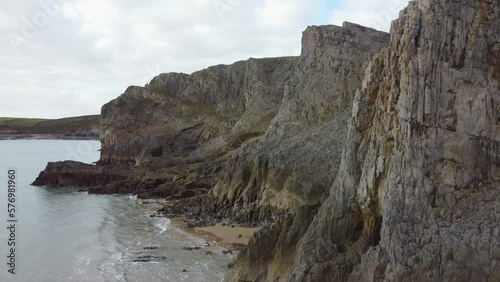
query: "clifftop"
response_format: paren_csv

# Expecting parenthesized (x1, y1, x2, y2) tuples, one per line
(301, 22, 390, 60)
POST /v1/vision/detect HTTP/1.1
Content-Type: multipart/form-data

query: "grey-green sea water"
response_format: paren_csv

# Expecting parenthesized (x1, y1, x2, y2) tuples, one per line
(0, 140, 230, 282)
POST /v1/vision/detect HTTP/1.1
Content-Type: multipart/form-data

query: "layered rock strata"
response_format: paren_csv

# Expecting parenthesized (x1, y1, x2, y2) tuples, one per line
(209, 23, 389, 225)
(230, 0, 500, 281)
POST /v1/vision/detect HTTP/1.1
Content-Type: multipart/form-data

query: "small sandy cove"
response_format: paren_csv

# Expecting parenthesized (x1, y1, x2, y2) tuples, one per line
(173, 219, 260, 248)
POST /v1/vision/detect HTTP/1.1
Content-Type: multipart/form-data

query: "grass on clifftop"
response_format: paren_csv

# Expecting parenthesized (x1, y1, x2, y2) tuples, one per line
(0, 115, 100, 135)
(146, 86, 231, 121)
(0, 117, 50, 127)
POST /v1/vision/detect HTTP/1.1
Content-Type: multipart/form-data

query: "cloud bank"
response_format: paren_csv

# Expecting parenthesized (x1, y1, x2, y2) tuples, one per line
(0, 0, 408, 118)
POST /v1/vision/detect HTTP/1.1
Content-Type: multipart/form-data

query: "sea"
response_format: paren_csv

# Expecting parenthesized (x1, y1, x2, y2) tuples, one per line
(0, 140, 230, 282)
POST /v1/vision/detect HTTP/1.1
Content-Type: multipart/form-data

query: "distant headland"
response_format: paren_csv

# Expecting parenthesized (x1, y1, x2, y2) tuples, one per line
(0, 115, 99, 140)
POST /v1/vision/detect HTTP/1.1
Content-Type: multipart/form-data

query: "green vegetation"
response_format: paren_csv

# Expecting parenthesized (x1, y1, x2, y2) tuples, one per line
(179, 99, 232, 122)
(0, 117, 50, 127)
(251, 110, 278, 133)
(225, 111, 279, 146)
(146, 85, 231, 121)
(180, 99, 218, 116)
(146, 86, 173, 98)
(34, 115, 100, 129)
(0, 115, 100, 137)
(253, 56, 299, 64)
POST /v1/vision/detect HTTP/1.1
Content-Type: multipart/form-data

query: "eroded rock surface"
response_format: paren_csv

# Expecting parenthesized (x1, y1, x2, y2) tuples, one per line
(210, 24, 390, 226)
(277, 0, 499, 281)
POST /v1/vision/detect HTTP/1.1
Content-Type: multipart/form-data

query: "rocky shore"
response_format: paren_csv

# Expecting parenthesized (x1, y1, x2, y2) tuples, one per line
(33, 0, 499, 281)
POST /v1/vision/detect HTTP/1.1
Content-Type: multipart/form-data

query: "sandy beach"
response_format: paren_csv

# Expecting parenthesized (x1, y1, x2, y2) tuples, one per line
(194, 223, 261, 245)
(172, 219, 260, 249)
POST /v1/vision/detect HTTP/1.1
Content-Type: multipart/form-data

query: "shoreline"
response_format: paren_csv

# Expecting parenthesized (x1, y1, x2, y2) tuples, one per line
(0, 134, 99, 141)
(145, 200, 260, 252)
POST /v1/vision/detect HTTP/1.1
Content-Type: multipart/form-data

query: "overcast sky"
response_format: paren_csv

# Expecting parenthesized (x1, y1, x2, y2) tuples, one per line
(0, 0, 409, 119)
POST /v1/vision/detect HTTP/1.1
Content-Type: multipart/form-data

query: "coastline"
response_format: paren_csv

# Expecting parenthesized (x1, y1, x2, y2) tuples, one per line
(0, 134, 99, 140)
(143, 200, 260, 252)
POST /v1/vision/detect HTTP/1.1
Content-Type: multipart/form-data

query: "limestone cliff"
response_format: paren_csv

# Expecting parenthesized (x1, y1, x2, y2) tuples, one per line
(209, 24, 389, 226)
(230, 0, 500, 281)
(100, 57, 299, 167)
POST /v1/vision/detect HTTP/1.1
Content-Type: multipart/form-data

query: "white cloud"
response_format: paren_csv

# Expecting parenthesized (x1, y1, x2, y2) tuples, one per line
(61, 3, 81, 21)
(72, 0, 116, 35)
(0, 0, 405, 119)
(94, 38, 113, 50)
(330, 0, 409, 32)
(133, 23, 155, 37)
(258, 0, 308, 28)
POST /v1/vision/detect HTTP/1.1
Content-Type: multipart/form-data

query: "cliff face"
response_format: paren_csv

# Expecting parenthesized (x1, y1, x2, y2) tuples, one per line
(99, 57, 298, 167)
(99, 63, 241, 165)
(241, 0, 499, 281)
(210, 24, 390, 225)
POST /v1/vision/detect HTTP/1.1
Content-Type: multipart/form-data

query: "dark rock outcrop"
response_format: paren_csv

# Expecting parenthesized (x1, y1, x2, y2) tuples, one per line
(32, 161, 129, 188)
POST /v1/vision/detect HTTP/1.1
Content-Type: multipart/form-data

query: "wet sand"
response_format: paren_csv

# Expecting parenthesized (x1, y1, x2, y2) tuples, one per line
(172, 219, 260, 248)
(194, 223, 260, 245)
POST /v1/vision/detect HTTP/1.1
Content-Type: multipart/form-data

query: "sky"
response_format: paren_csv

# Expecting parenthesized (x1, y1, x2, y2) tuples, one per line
(0, 0, 409, 119)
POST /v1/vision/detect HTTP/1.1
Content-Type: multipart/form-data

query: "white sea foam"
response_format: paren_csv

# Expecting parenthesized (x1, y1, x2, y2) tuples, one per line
(111, 252, 123, 262)
(155, 218, 171, 234)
